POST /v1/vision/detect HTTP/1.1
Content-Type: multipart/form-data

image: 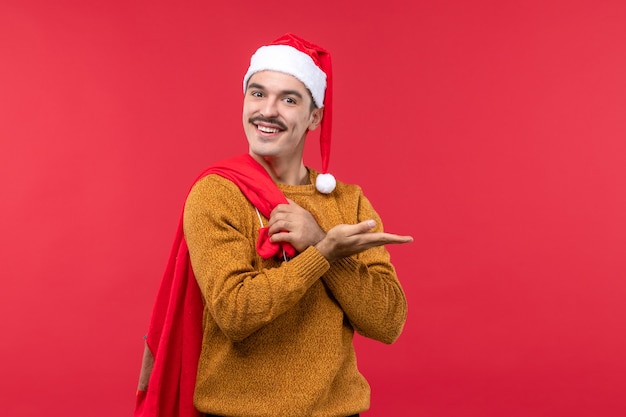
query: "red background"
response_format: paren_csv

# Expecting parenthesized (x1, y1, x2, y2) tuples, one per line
(1, 0, 625, 416)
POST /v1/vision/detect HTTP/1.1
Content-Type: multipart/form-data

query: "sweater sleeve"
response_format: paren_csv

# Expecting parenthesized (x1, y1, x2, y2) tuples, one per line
(321, 192, 408, 344)
(183, 175, 330, 342)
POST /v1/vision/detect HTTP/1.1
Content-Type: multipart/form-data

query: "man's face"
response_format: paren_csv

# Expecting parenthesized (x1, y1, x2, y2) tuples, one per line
(243, 70, 323, 163)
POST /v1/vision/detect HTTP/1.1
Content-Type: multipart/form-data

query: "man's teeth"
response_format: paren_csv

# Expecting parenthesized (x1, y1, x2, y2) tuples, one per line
(257, 125, 279, 133)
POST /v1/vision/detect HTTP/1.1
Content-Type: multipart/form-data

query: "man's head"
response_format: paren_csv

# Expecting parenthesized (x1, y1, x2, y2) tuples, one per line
(242, 33, 336, 194)
(243, 37, 328, 110)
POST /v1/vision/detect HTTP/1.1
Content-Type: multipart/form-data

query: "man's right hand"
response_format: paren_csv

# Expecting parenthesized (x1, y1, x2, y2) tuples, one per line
(315, 220, 413, 263)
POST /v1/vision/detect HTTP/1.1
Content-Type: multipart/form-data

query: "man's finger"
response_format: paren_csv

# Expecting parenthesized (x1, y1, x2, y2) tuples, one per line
(365, 232, 414, 245)
(348, 220, 377, 236)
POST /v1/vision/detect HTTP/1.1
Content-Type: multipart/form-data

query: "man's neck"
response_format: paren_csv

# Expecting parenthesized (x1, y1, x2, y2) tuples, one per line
(250, 153, 309, 186)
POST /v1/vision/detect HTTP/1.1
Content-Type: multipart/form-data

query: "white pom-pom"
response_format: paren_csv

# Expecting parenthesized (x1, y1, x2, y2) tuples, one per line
(315, 173, 336, 194)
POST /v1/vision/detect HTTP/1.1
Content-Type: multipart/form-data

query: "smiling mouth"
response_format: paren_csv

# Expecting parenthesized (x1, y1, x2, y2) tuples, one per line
(250, 116, 287, 133)
(257, 125, 281, 133)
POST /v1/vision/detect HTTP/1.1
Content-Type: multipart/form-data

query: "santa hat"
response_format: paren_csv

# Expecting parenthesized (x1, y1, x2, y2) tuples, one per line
(243, 33, 336, 194)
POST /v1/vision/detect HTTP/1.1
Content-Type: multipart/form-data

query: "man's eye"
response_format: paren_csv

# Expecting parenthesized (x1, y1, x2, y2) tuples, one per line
(284, 97, 296, 104)
(251, 91, 263, 97)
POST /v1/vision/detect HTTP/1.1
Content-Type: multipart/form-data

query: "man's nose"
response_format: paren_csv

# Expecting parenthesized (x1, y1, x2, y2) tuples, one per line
(260, 97, 279, 117)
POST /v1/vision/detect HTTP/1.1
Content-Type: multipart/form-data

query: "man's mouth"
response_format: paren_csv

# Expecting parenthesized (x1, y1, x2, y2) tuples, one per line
(250, 116, 287, 133)
(257, 125, 280, 134)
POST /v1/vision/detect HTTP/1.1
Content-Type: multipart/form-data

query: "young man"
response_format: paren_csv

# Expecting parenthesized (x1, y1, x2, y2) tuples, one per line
(137, 33, 412, 417)
(184, 33, 411, 417)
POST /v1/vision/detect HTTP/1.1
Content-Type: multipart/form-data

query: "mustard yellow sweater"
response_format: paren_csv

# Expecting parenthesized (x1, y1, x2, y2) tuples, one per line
(183, 169, 407, 417)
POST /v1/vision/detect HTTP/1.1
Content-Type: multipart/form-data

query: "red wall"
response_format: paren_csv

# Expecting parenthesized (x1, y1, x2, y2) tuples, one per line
(1, 1, 625, 416)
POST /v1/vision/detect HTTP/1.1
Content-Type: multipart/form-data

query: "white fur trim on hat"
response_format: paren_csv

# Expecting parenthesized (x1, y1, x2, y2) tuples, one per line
(243, 44, 327, 108)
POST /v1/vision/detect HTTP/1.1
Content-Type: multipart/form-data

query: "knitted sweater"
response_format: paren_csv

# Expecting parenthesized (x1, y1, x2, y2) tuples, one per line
(182, 168, 407, 417)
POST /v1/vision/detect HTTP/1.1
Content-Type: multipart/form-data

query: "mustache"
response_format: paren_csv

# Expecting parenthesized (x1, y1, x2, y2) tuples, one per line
(249, 116, 287, 131)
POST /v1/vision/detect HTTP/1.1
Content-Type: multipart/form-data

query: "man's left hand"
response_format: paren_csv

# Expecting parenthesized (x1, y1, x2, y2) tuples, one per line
(267, 199, 326, 252)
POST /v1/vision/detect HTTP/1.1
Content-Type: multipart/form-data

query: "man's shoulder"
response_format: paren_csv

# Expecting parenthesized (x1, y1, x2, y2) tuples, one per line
(329, 176, 364, 199)
(188, 173, 246, 200)
(307, 167, 363, 197)
(334, 177, 361, 191)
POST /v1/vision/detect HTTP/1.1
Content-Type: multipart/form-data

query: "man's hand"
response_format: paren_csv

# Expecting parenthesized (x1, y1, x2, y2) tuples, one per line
(268, 199, 326, 252)
(315, 220, 413, 263)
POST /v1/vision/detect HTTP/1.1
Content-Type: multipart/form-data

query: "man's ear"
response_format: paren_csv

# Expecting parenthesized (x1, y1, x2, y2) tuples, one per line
(308, 107, 324, 131)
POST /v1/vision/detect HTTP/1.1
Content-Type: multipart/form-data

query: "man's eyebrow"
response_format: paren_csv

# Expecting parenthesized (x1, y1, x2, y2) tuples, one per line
(281, 90, 304, 99)
(247, 82, 265, 91)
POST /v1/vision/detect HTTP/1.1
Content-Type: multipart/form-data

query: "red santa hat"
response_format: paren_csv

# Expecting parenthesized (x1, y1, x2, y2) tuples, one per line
(243, 33, 336, 194)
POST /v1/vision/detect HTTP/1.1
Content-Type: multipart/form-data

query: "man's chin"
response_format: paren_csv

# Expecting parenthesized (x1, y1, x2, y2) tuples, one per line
(248, 148, 279, 160)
